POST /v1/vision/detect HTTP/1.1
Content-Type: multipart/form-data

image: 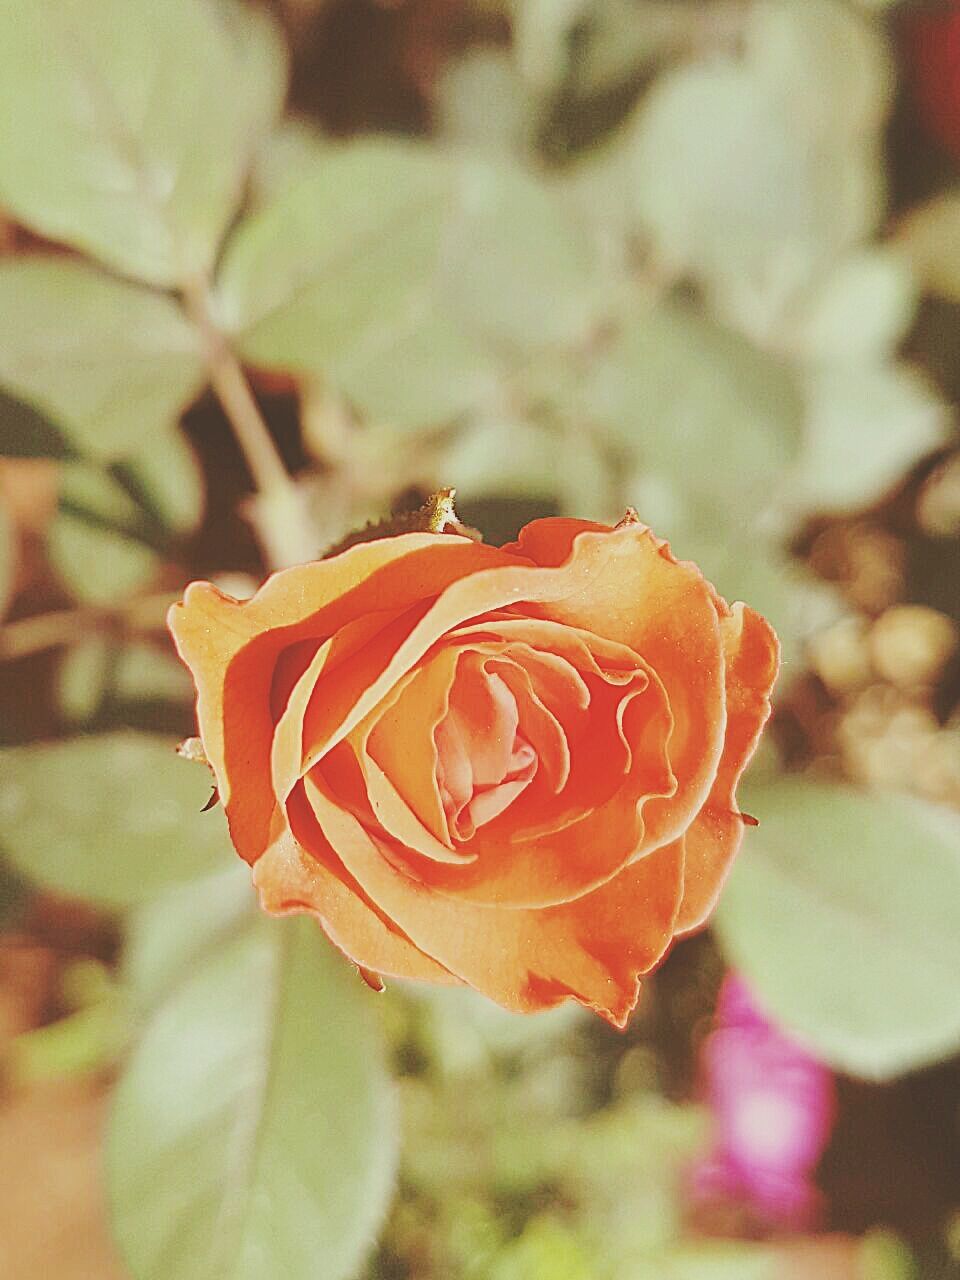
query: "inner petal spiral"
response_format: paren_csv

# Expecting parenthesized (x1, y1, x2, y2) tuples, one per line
(435, 660, 538, 841)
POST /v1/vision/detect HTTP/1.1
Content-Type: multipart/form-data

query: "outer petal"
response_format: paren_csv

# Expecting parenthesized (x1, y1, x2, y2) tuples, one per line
(252, 806, 458, 985)
(303, 775, 684, 1026)
(674, 603, 780, 935)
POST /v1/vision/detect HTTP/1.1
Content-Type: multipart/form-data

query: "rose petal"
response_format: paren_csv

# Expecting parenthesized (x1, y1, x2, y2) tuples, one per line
(675, 604, 780, 934)
(169, 534, 513, 861)
(303, 773, 683, 1025)
(253, 800, 457, 985)
(504, 520, 729, 857)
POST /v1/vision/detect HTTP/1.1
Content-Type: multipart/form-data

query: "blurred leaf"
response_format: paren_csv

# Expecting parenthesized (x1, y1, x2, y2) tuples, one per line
(217, 139, 453, 348)
(437, 49, 537, 157)
(716, 779, 960, 1079)
(48, 464, 160, 605)
(0, 0, 287, 285)
(791, 248, 917, 364)
(113, 640, 194, 704)
(573, 0, 700, 93)
(512, 0, 589, 93)
(443, 158, 602, 349)
(0, 856, 30, 928)
(860, 1231, 918, 1280)
(220, 140, 493, 427)
(0, 732, 233, 907)
(0, 388, 74, 459)
(57, 637, 113, 723)
(896, 191, 960, 302)
(250, 119, 334, 207)
(440, 415, 610, 518)
(586, 299, 804, 509)
(9, 960, 126, 1084)
(489, 1218, 592, 1280)
(514, 0, 699, 99)
(121, 864, 253, 1014)
(0, 490, 12, 619)
(117, 425, 205, 535)
(798, 364, 948, 512)
(0, 259, 204, 461)
(58, 638, 194, 724)
(630, 0, 889, 324)
(108, 914, 397, 1280)
(631, 1243, 776, 1280)
(748, 0, 891, 138)
(332, 297, 496, 431)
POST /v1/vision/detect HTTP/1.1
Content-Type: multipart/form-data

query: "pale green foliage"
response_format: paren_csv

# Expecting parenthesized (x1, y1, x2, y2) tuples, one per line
(48, 427, 202, 605)
(443, 159, 604, 348)
(717, 780, 960, 1079)
(49, 464, 161, 605)
(897, 191, 960, 302)
(0, 0, 287, 285)
(630, 0, 891, 325)
(0, 493, 12, 620)
(109, 911, 397, 1280)
(797, 364, 948, 511)
(437, 50, 537, 158)
(0, 733, 233, 904)
(58, 637, 195, 722)
(583, 298, 804, 511)
(0, 260, 204, 460)
(218, 140, 453, 359)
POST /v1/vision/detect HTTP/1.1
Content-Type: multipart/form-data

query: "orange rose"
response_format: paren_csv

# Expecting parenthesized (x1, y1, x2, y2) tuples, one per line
(169, 517, 778, 1026)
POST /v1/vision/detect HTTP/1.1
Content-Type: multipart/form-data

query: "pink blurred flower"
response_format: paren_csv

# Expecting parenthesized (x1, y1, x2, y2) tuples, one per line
(689, 974, 837, 1231)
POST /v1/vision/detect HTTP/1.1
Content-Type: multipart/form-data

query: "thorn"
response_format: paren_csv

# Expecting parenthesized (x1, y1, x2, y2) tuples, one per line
(201, 787, 220, 813)
(740, 812, 759, 827)
(358, 966, 386, 993)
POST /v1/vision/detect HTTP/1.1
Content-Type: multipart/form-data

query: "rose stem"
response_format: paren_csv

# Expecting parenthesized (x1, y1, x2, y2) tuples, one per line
(181, 277, 318, 568)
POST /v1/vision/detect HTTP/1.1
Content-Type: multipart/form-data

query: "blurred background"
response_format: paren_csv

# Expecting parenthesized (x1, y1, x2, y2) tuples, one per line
(0, 0, 959, 1277)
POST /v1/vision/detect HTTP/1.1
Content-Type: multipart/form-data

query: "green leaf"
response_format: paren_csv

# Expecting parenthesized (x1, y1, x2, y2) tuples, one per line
(117, 425, 205, 534)
(0, 491, 12, 619)
(896, 191, 960, 303)
(57, 637, 114, 723)
(218, 139, 451, 359)
(437, 49, 537, 157)
(108, 913, 398, 1280)
(332, 295, 496, 430)
(219, 139, 493, 427)
(585, 299, 803, 508)
(58, 638, 194, 724)
(121, 864, 254, 1014)
(48, 463, 160, 605)
(0, 259, 205, 461)
(0, 732, 233, 907)
(441, 415, 611, 519)
(113, 640, 195, 704)
(443, 159, 602, 349)
(798, 363, 948, 512)
(250, 120, 335, 209)
(0, 388, 74, 459)
(629, 0, 890, 322)
(489, 1218, 592, 1280)
(715, 779, 960, 1079)
(791, 248, 917, 364)
(0, 0, 287, 286)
